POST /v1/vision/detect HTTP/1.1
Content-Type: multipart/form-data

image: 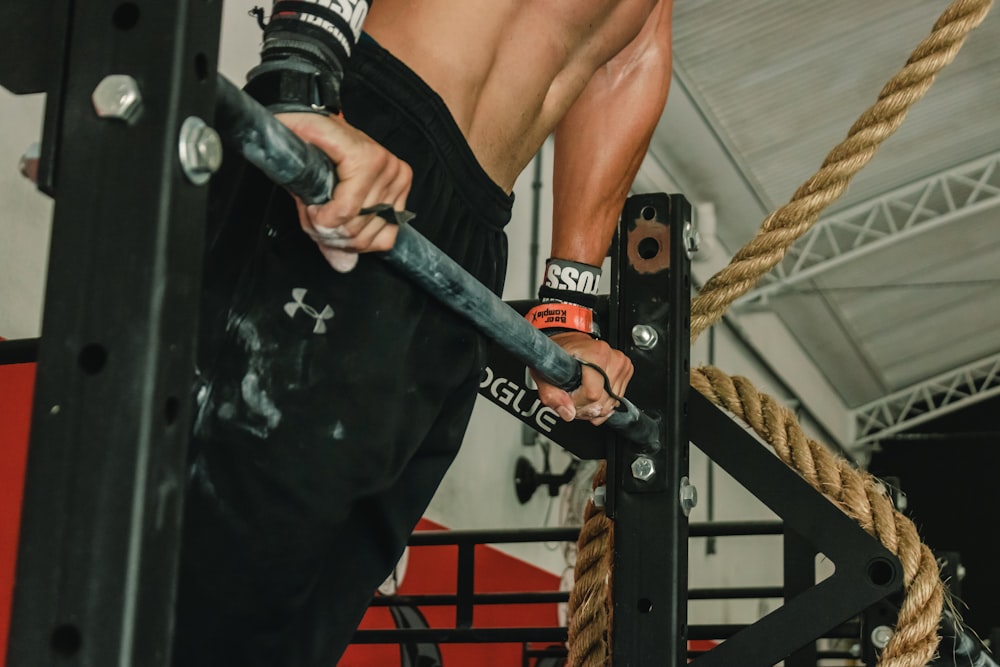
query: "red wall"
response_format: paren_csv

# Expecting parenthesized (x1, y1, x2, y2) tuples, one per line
(0, 362, 34, 666)
(342, 518, 563, 666)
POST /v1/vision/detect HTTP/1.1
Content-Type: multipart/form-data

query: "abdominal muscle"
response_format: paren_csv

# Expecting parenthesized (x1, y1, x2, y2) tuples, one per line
(363, 0, 657, 191)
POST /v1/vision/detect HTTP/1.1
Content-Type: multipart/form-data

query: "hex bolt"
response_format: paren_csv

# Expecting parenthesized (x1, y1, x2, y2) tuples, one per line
(592, 484, 607, 509)
(92, 74, 143, 124)
(683, 220, 701, 259)
(895, 492, 908, 512)
(18, 141, 41, 184)
(630, 455, 656, 482)
(631, 324, 658, 350)
(679, 476, 698, 516)
(178, 116, 223, 186)
(870, 624, 894, 649)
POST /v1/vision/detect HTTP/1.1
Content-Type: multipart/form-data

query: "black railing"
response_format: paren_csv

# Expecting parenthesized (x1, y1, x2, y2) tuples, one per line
(352, 523, 864, 655)
(0, 338, 38, 365)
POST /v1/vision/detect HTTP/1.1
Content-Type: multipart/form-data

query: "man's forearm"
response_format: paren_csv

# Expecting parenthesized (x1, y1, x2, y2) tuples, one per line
(551, 1, 674, 267)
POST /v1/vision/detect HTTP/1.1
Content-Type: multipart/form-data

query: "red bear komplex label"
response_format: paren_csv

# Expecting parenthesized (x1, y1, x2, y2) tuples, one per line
(525, 302, 596, 336)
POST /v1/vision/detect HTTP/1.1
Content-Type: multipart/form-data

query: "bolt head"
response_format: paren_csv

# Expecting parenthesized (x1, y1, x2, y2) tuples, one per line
(178, 117, 223, 185)
(630, 456, 656, 482)
(631, 324, 658, 350)
(194, 127, 223, 172)
(19, 141, 41, 184)
(688, 231, 701, 254)
(679, 477, 698, 516)
(683, 221, 701, 259)
(895, 493, 908, 511)
(92, 74, 143, 124)
(870, 624, 894, 649)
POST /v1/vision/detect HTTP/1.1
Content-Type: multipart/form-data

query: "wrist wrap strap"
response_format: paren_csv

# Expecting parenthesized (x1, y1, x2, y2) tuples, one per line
(526, 303, 599, 338)
(246, 0, 371, 113)
(539, 258, 601, 309)
(244, 58, 341, 114)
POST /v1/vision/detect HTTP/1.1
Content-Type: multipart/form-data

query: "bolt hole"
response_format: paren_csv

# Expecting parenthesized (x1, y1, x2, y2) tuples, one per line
(165, 396, 180, 425)
(112, 2, 140, 30)
(637, 237, 660, 260)
(78, 344, 108, 375)
(640, 206, 656, 221)
(51, 624, 82, 656)
(194, 53, 209, 81)
(868, 557, 894, 587)
(637, 598, 653, 613)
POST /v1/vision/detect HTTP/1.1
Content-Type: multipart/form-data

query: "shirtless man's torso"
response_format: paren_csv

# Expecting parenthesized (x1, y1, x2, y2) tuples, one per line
(365, 0, 668, 190)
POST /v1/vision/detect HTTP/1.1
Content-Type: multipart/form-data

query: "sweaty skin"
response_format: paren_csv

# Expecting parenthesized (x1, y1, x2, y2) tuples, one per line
(364, 0, 661, 189)
(280, 0, 674, 424)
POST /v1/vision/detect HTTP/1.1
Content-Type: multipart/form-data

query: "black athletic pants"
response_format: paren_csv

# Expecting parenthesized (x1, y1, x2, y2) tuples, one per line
(171, 35, 513, 667)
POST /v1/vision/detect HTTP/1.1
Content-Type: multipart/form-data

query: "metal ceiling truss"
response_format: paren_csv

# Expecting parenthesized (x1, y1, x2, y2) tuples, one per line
(850, 352, 1000, 445)
(738, 151, 1000, 306)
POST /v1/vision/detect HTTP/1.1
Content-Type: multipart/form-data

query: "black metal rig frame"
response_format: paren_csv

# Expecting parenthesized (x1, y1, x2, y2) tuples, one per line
(1, 1, 223, 665)
(472, 194, 904, 665)
(0, 2, 919, 666)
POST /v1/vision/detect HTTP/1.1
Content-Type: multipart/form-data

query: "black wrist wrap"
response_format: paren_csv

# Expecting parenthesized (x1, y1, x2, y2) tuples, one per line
(539, 258, 602, 309)
(244, 57, 343, 114)
(246, 0, 371, 114)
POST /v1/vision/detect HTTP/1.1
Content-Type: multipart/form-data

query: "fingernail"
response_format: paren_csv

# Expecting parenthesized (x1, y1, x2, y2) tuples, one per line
(557, 406, 575, 422)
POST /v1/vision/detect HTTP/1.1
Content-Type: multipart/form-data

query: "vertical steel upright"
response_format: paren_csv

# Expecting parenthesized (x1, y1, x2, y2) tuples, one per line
(783, 529, 820, 666)
(6, 1, 223, 665)
(608, 193, 692, 665)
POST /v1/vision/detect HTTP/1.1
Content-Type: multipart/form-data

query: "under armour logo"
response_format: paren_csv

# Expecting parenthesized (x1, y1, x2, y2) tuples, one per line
(283, 288, 334, 334)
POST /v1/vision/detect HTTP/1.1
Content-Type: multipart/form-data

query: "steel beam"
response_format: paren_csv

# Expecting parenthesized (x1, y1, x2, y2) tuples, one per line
(851, 351, 1000, 445)
(739, 151, 1000, 306)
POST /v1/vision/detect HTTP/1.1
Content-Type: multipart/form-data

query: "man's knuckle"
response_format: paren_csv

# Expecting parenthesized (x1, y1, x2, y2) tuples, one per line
(381, 155, 396, 177)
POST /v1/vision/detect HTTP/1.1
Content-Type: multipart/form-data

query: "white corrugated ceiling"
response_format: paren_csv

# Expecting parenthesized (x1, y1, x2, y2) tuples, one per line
(653, 0, 1000, 417)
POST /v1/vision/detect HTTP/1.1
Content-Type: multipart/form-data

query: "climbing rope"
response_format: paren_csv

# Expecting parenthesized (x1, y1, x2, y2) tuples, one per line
(566, 464, 613, 667)
(567, 0, 993, 664)
(690, 0, 993, 341)
(689, 367, 945, 667)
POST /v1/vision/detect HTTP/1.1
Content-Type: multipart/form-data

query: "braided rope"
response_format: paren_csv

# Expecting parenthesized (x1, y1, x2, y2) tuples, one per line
(567, 465, 612, 667)
(689, 0, 993, 341)
(567, 1, 993, 664)
(691, 367, 945, 667)
(569, 369, 947, 667)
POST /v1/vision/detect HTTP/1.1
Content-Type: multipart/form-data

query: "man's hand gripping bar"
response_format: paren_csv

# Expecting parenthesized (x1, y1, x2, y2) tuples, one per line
(214, 75, 662, 454)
